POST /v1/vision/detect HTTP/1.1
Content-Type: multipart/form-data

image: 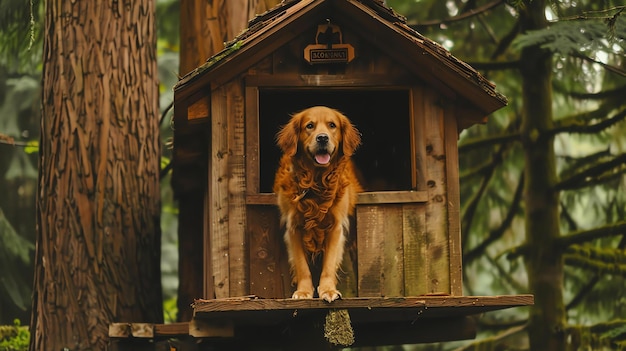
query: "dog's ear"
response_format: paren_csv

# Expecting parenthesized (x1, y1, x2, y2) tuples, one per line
(276, 113, 301, 157)
(338, 112, 361, 156)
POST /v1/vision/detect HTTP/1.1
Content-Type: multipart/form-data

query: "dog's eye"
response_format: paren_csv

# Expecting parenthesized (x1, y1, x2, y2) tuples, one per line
(305, 122, 314, 129)
(329, 122, 336, 128)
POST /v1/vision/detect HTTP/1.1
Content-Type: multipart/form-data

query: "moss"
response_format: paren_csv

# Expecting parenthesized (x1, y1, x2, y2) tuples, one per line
(324, 309, 354, 347)
(564, 320, 626, 351)
(0, 320, 29, 351)
(194, 40, 244, 76)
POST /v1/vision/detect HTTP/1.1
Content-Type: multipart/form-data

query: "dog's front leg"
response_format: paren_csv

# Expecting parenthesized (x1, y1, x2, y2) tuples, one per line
(318, 224, 346, 302)
(285, 227, 314, 299)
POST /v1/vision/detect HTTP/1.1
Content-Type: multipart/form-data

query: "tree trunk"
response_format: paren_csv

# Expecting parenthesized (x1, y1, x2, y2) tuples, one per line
(175, 0, 281, 322)
(31, 1, 162, 350)
(519, 1, 566, 350)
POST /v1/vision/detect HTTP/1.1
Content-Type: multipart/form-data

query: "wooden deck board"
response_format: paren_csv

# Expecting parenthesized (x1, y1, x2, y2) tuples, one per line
(110, 296, 532, 348)
(193, 294, 534, 323)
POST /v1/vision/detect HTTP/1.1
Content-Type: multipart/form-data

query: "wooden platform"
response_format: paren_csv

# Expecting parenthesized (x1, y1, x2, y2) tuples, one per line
(193, 294, 534, 322)
(110, 295, 532, 350)
(188, 295, 534, 349)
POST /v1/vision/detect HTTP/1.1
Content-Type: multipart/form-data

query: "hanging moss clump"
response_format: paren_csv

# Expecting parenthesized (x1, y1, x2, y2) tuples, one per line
(324, 309, 355, 347)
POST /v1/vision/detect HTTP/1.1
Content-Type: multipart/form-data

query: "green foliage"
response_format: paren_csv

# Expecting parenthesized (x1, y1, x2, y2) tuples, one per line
(565, 244, 626, 276)
(565, 320, 626, 351)
(22, 140, 38, 154)
(388, 0, 626, 350)
(0, 209, 34, 311)
(0, 0, 42, 73)
(513, 16, 626, 55)
(163, 296, 178, 324)
(0, 319, 30, 351)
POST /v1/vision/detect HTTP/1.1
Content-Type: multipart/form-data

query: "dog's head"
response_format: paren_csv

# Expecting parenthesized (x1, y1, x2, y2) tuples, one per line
(276, 106, 361, 167)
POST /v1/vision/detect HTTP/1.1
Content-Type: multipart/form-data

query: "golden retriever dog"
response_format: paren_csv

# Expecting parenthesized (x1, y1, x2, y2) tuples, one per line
(274, 106, 362, 302)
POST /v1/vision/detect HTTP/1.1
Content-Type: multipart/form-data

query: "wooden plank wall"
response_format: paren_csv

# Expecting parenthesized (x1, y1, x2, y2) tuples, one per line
(208, 80, 248, 298)
(209, 85, 229, 298)
(445, 106, 463, 296)
(421, 87, 451, 295)
(351, 85, 451, 298)
(357, 205, 405, 297)
(227, 81, 248, 297)
(248, 206, 291, 298)
(203, 47, 461, 299)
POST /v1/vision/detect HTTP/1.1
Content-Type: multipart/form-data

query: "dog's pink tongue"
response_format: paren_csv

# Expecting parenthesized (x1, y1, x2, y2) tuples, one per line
(315, 153, 331, 165)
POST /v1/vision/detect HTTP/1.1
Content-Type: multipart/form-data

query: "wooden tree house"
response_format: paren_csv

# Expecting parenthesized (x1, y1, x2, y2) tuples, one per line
(162, 0, 534, 348)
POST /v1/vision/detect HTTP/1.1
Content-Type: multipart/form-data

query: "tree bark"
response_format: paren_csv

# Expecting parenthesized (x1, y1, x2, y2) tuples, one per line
(519, 1, 566, 350)
(175, 0, 281, 322)
(31, 1, 162, 350)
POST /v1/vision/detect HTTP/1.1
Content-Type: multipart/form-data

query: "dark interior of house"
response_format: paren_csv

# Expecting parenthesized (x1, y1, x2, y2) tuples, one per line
(258, 89, 413, 193)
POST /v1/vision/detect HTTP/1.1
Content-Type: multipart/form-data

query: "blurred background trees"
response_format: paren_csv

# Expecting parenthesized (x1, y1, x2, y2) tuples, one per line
(0, 0, 624, 350)
(386, 0, 625, 350)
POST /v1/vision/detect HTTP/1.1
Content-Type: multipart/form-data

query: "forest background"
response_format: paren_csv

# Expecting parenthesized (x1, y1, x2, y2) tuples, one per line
(0, 0, 625, 350)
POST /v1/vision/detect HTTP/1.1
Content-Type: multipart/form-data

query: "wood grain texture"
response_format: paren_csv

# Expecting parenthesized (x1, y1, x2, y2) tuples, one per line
(227, 80, 248, 297)
(193, 295, 534, 316)
(245, 86, 261, 194)
(356, 205, 405, 297)
(422, 89, 451, 294)
(248, 206, 290, 298)
(444, 106, 463, 296)
(210, 85, 231, 298)
(34, 1, 162, 350)
(356, 205, 386, 297)
(402, 203, 428, 296)
(187, 96, 210, 120)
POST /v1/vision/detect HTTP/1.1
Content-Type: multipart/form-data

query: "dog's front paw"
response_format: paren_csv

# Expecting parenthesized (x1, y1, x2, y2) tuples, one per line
(292, 290, 314, 299)
(318, 287, 342, 302)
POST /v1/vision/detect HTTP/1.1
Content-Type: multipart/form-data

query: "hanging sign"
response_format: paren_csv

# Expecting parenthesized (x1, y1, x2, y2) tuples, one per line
(304, 23, 355, 64)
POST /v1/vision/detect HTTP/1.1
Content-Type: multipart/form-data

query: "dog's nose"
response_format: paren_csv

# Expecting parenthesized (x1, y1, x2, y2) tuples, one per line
(316, 134, 329, 144)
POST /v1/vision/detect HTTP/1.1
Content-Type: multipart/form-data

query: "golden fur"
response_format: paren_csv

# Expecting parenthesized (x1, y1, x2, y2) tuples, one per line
(273, 106, 362, 302)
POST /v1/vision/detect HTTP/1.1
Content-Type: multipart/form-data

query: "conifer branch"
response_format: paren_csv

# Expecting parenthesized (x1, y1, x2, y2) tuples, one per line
(566, 275, 599, 310)
(464, 172, 524, 264)
(564, 85, 626, 100)
(564, 319, 626, 350)
(506, 222, 626, 259)
(567, 236, 626, 310)
(555, 153, 626, 191)
(464, 60, 520, 71)
(564, 254, 626, 275)
(458, 132, 520, 152)
(409, 0, 505, 28)
(452, 324, 527, 351)
(550, 108, 626, 136)
(551, 105, 624, 135)
(555, 221, 626, 249)
(460, 146, 510, 241)
(573, 53, 626, 77)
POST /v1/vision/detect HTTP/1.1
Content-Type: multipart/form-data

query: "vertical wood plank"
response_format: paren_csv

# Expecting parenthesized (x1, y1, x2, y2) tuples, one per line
(195, 95, 214, 299)
(405, 86, 429, 296)
(227, 80, 248, 297)
(338, 232, 358, 298)
(210, 85, 230, 298)
(411, 87, 427, 191)
(381, 205, 404, 297)
(357, 205, 404, 297)
(245, 86, 260, 195)
(403, 203, 428, 296)
(356, 205, 384, 297)
(248, 206, 289, 298)
(445, 107, 463, 296)
(422, 90, 450, 294)
(204, 157, 215, 299)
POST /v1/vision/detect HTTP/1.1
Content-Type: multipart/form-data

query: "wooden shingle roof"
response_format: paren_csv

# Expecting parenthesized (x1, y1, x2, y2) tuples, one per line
(174, 0, 507, 119)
